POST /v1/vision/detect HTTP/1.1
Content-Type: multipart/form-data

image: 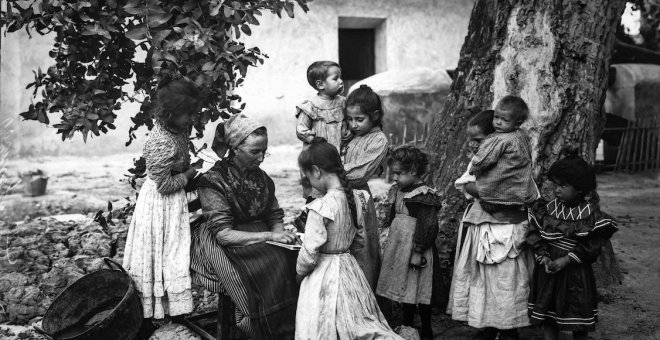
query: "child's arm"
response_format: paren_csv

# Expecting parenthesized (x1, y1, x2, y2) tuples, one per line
(295, 107, 316, 144)
(470, 135, 507, 175)
(296, 209, 328, 279)
(566, 212, 618, 265)
(344, 134, 389, 188)
(144, 138, 191, 195)
(339, 121, 353, 156)
(455, 163, 476, 199)
(526, 201, 551, 263)
(406, 194, 441, 265)
(407, 201, 440, 266)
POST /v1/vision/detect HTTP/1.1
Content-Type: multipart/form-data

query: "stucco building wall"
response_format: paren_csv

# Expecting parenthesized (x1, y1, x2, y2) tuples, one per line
(239, 0, 474, 144)
(1, 1, 473, 156)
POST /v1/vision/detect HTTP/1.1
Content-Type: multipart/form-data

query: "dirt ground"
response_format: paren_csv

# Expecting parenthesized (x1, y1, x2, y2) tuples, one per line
(1, 145, 659, 340)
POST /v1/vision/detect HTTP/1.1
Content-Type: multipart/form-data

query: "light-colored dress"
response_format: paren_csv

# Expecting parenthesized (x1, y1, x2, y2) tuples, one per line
(296, 94, 347, 151)
(377, 185, 441, 305)
(342, 126, 390, 289)
(447, 165, 531, 329)
(123, 122, 194, 319)
(296, 189, 402, 340)
(296, 95, 349, 199)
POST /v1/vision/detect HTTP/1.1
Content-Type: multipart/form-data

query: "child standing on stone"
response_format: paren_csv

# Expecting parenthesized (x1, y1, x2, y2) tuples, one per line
(123, 78, 202, 320)
(377, 146, 442, 340)
(527, 155, 617, 340)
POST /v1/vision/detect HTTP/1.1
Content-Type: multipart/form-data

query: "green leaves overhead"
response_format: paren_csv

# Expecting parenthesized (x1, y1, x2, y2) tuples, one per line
(2, 0, 310, 144)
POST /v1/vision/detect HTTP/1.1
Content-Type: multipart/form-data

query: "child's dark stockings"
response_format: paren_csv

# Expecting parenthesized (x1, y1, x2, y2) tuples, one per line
(402, 303, 433, 339)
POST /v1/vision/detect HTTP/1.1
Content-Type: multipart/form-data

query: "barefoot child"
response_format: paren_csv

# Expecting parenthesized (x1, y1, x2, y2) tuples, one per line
(296, 60, 349, 202)
(123, 78, 202, 319)
(343, 85, 390, 289)
(377, 146, 442, 340)
(448, 108, 532, 340)
(295, 138, 402, 340)
(527, 155, 617, 340)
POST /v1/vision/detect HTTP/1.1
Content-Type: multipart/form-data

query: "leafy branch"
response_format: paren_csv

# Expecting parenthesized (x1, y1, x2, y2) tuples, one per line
(2, 0, 310, 145)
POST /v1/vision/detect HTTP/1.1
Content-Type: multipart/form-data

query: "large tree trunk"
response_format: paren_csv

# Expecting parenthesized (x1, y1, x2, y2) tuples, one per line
(426, 0, 627, 299)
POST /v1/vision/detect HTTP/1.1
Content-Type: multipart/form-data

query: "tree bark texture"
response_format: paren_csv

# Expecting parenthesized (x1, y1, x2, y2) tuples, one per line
(426, 0, 627, 295)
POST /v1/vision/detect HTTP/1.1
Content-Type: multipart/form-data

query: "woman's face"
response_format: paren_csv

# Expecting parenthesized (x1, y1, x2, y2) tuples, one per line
(346, 105, 375, 136)
(234, 133, 269, 170)
(466, 125, 488, 157)
(170, 112, 191, 130)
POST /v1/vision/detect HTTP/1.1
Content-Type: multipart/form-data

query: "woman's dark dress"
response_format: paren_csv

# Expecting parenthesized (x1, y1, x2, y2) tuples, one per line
(190, 159, 298, 340)
(527, 199, 618, 332)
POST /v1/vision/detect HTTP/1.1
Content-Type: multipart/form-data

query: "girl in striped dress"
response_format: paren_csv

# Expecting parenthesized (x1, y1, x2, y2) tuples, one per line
(295, 138, 402, 340)
(527, 155, 617, 340)
(342, 85, 390, 289)
(123, 79, 202, 319)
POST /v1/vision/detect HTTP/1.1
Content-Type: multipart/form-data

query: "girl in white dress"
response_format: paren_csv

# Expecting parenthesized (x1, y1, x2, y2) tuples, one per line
(295, 138, 402, 340)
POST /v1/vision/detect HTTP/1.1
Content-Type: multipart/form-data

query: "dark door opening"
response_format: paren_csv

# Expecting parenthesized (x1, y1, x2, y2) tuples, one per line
(338, 29, 375, 94)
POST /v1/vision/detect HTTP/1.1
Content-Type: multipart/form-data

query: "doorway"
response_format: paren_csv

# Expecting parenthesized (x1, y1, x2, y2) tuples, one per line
(338, 28, 376, 94)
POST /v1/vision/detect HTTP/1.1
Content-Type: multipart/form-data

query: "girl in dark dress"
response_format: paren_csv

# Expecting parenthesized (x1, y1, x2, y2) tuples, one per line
(527, 156, 618, 340)
(377, 146, 442, 340)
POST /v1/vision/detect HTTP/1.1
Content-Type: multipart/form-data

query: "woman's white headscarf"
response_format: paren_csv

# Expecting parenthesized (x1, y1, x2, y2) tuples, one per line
(213, 114, 265, 158)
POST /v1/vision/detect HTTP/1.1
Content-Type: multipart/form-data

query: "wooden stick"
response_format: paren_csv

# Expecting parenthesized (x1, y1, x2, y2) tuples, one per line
(402, 121, 407, 145)
(622, 121, 634, 172)
(614, 123, 628, 172)
(656, 126, 660, 170)
(645, 125, 652, 171)
(414, 124, 418, 146)
(632, 121, 642, 171)
(651, 127, 656, 170)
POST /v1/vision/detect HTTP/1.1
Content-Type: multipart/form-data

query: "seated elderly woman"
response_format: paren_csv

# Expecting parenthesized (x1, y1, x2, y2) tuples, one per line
(190, 114, 298, 340)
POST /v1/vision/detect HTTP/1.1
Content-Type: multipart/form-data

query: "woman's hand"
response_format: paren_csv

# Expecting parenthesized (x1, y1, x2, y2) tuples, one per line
(548, 256, 570, 274)
(464, 182, 479, 198)
(270, 230, 296, 244)
(184, 167, 198, 180)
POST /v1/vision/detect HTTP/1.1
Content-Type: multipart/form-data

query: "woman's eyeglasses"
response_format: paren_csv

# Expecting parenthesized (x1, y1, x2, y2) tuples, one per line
(238, 148, 270, 159)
